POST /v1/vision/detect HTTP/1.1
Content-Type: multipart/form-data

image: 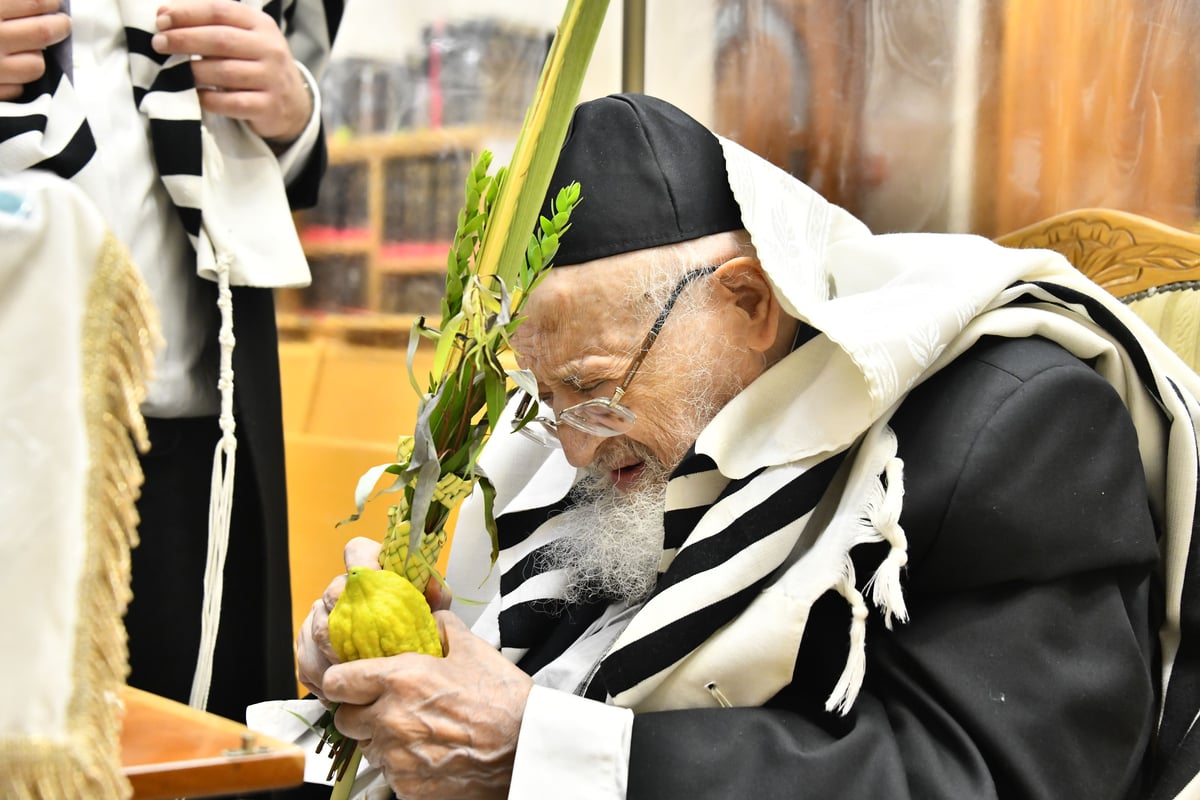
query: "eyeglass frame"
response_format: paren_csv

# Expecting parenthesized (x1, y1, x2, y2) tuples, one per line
(512, 264, 720, 445)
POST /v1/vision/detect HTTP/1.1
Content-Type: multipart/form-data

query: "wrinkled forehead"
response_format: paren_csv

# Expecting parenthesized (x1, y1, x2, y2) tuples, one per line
(511, 230, 751, 374)
(512, 256, 646, 372)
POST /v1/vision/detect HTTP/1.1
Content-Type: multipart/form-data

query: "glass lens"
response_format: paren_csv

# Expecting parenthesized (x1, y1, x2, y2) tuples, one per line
(515, 420, 562, 449)
(560, 400, 637, 437)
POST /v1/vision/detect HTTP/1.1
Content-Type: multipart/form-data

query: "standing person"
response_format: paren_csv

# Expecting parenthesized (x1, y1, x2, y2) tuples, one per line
(294, 94, 1200, 799)
(0, 0, 342, 724)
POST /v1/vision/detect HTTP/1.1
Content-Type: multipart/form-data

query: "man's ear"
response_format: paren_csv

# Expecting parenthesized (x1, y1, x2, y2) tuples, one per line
(713, 256, 780, 353)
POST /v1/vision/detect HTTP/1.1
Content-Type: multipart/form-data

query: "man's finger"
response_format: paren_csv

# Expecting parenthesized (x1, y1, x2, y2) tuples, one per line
(151, 24, 257, 60)
(332, 699, 372, 742)
(197, 86, 270, 122)
(296, 594, 343, 700)
(434, 609, 468, 638)
(425, 576, 453, 612)
(0, 0, 64, 22)
(189, 55, 264, 91)
(321, 573, 347, 612)
(154, 0, 256, 32)
(0, 12, 70, 53)
(321, 659, 388, 706)
(322, 652, 434, 706)
(345, 537, 383, 570)
(0, 51, 47, 85)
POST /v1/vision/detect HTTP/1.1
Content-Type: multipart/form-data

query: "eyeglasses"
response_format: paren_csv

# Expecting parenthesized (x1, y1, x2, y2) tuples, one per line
(512, 265, 718, 448)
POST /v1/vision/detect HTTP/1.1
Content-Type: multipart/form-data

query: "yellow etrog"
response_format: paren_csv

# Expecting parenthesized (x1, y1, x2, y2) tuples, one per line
(328, 566, 443, 662)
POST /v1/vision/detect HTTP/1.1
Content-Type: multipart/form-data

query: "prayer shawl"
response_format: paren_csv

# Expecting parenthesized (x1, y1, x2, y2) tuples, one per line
(0, 0, 339, 287)
(0, 171, 159, 798)
(450, 137, 1200, 798)
(0, 0, 340, 710)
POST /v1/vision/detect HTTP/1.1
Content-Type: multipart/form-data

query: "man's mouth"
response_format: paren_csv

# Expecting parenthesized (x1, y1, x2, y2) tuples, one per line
(610, 462, 646, 492)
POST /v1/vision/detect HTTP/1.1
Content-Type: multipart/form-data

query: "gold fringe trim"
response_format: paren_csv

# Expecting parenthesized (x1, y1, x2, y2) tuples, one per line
(0, 232, 160, 799)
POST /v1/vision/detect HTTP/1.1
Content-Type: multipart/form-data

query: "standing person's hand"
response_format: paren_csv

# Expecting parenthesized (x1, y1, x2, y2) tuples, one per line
(0, 0, 70, 101)
(152, 0, 312, 145)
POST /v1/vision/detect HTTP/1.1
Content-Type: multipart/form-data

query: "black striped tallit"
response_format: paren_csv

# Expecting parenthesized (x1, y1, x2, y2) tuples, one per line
(1007, 281, 1200, 798)
(491, 276, 1200, 797)
(0, 0, 340, 247)
(497, 449, 847, 701)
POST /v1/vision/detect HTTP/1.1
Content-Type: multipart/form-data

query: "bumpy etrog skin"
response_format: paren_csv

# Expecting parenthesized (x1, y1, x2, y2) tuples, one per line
(328, 567, 443, 662)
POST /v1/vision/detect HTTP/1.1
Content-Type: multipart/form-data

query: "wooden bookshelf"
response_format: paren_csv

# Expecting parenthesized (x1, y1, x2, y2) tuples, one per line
(276, 309, 424, 348)
(283, 125, 518, 326)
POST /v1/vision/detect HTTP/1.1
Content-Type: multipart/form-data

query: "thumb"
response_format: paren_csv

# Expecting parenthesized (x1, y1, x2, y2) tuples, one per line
(424, 575, 453, 612)
(434, 610, 472, 656)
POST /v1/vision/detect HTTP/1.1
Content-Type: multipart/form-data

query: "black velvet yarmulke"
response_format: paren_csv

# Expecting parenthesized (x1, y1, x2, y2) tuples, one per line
(540, 93, 744, 267)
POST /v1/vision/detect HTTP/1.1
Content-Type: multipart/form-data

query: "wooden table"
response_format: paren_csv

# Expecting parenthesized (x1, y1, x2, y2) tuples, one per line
(119, 686, 306, 799)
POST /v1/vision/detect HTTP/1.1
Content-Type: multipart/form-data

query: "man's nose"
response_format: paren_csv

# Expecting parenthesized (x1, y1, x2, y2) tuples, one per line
(557, 424, 603, 468)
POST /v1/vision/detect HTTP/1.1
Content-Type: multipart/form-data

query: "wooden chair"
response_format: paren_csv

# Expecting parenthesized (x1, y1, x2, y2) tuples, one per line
(996, 208, 1200, 372)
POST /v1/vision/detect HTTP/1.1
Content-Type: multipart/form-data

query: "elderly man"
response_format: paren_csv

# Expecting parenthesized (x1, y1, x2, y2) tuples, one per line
(296, 94, 1200, 799)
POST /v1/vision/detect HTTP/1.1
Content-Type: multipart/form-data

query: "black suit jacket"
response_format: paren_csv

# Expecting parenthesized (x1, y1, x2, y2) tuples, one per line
(622, 336, 1161, 799)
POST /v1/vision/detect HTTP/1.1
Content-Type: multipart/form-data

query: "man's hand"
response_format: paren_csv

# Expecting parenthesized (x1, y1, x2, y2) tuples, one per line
(324, 612, 533, 800)
(295, 537, 383, 700)
(152, 0, 311, 144)
(0, 0, 69, 101)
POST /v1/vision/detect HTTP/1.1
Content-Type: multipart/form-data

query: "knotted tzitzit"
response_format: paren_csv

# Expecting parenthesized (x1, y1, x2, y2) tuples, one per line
(113, 0, 312, 710)
(190, 254, 237, 709)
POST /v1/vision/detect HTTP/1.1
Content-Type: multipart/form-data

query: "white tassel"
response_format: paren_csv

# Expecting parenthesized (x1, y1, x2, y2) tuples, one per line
(825, 559, 870, 716)
(189, 254, 237, 711)
(814, 423, 908, 716)
(864, 452, 909, 629)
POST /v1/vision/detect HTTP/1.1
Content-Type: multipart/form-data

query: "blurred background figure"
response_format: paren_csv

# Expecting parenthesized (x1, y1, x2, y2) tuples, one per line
(0, 0, 343, 734)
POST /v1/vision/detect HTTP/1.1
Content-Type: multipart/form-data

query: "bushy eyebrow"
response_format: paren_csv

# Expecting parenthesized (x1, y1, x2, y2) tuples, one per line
(532, 368, 583, 399)
(555, 368, 608, 394)
(552, 355, 622, 392)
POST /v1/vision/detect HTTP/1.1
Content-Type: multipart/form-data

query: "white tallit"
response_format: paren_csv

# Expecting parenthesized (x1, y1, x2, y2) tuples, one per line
(0, 170, 160, 798)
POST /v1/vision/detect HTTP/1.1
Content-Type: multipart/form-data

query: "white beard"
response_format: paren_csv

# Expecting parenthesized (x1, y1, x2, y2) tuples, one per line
(536, 310, 744, 606)
(536, 457, 671, 606)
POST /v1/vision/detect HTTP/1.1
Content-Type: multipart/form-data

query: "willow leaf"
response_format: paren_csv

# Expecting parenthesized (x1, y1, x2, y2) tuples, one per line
(478, 474, 500, 567)
(405, 318, 424, 396)
(406, 390, 443, 544)
(336, 461, 404, 526)
(484, 363, 507, 431)
(430, 312, 465, 382)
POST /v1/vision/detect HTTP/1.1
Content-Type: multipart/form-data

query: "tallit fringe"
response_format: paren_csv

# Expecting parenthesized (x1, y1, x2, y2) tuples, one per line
(863, 455, 909, 629)
(190, 252, 237, 711)
(824, 424, 910, 715)
(826, 560, 870, 716)
(0, 232, 158, 799)
(1, 742, 130, 800)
